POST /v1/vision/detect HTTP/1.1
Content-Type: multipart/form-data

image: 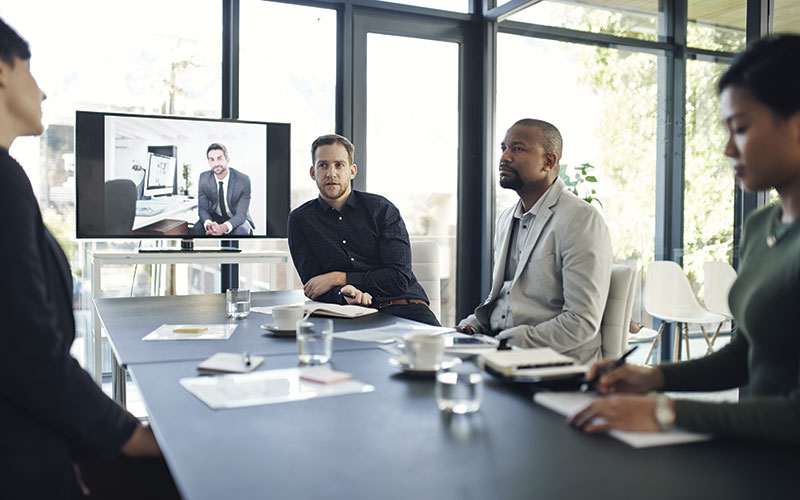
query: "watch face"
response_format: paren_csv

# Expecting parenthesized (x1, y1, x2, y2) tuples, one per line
(655, 396, 675, 430)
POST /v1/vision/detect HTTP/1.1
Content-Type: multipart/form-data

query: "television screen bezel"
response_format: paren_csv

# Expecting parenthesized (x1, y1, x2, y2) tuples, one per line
(75, 110, 290, 240)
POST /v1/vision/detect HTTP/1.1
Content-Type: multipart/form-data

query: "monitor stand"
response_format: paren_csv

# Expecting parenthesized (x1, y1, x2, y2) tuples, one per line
(138, 239, 242, 253)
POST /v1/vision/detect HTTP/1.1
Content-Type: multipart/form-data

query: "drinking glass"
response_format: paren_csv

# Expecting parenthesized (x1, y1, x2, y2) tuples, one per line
(435, 360, 483, 414)
(226, 288, 251, 319)
(296, 317, 333, 364)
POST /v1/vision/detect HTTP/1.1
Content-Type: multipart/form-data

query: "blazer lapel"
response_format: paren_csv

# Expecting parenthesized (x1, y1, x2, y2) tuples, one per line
(513, 179, 564, 282)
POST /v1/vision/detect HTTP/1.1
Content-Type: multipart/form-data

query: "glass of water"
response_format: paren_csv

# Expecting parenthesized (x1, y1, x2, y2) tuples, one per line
(296, 317, 333, 365)
(435, 360, 483, 414)
(226, 288, 251, 319)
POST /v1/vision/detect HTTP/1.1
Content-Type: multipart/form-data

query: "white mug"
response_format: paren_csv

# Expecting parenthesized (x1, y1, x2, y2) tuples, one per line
(403, 333, 445, 370)
(272, 305, 306, 330)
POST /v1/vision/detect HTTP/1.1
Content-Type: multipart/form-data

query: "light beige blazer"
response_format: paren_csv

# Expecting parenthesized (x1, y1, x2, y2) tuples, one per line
(461, 177, 612, 364)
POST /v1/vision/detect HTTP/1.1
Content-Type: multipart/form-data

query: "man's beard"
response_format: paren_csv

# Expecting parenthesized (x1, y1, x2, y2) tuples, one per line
(499, 173, 523, 190)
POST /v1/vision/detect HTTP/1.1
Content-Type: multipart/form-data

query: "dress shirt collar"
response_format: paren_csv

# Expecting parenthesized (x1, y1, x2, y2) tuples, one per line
(513, 180, 555, 220)
(314, 188, 360, 213)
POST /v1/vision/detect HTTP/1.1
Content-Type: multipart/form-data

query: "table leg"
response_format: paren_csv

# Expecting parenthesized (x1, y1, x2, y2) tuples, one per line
(112, 356, 127, 407)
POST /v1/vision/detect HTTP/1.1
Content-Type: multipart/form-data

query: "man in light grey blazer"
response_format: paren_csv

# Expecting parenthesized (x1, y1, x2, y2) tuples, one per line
(458, 119, 611, 364)
(194, 142, 254, 236)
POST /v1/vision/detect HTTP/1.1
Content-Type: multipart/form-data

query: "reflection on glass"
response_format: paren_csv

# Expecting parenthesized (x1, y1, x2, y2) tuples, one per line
(366, 33, 458, 325)
(496, 34, 657, 323)
(687, 0, 746, 52)
(774, 0, 800, 34)
(684, 60, 733, 299)
(507, 0, 659, 41)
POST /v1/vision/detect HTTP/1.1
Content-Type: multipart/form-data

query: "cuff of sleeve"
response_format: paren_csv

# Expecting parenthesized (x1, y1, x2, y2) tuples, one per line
(224, 221, 233, 234)
(347, 271, 366, 288)
(204, 220, 212, 230)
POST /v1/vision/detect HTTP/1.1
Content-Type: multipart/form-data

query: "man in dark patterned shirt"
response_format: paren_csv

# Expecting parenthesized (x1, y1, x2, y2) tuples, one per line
(287, 134, 440, 326)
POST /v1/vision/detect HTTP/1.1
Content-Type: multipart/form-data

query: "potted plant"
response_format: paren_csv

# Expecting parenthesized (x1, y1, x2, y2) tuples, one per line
(559, 162, 603, 208)
(182, 162, 192, 195)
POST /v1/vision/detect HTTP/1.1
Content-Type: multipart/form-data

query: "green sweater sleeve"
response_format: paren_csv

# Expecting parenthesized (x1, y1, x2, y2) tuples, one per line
(660, 332, 749, 392)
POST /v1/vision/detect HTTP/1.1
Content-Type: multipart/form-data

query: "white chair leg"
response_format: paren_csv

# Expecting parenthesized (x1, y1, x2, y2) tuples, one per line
(684, 323, 691, 360)
(646, 323, 666, 365)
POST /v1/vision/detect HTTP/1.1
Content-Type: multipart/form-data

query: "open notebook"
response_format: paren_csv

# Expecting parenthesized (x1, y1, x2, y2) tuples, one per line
(302, 301, 377, 319)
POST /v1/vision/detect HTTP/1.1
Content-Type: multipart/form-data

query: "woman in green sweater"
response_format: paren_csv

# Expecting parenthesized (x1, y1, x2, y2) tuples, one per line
(570, 34, 800, 443)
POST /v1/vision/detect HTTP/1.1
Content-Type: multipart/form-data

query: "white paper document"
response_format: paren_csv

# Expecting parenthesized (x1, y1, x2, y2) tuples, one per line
(180, 368, 375, 410)
(142, 324, 237, 341)
(533, 392, 712, 448)
(334, 325, 455, 343)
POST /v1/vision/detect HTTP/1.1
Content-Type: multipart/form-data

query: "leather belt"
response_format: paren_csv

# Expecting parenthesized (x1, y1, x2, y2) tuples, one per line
(376, 298, 428, 309)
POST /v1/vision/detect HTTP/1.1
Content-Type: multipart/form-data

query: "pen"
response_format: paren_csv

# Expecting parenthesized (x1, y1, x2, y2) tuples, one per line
(581, 345, 638, 391)
(497, 337, 512, 351)
(339, 290, 356, 299)
(243, 351, 251, 367)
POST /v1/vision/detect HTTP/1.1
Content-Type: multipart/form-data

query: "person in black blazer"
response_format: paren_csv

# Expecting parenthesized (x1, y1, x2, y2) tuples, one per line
(194, 142, 254, 236)
(0, 18, 176, 499)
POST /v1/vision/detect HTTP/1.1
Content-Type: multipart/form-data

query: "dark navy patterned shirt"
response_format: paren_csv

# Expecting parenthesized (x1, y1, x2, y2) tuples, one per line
(287, 190, 428, 305)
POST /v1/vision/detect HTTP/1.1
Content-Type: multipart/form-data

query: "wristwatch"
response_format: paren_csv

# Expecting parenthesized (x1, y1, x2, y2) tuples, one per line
(654, 395, 676, 431)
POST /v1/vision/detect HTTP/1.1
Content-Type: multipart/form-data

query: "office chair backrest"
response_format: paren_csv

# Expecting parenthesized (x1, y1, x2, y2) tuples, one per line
(601, 264, 637, 359)
(703, 261, 737, 318)
(410, 240, 441, 322)
(105, 179, 137, 235)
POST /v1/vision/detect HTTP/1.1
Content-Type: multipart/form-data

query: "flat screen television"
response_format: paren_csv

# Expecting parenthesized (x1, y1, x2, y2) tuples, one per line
(75, 111, 290, 245)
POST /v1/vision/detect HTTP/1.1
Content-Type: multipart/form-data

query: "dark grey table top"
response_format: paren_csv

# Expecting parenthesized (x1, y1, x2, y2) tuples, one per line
(130, 349, 800, 500)
(94, 291, 409, 366)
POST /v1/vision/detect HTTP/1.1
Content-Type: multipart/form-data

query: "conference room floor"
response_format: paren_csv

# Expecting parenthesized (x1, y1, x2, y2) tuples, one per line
(106, 332, 737, 420)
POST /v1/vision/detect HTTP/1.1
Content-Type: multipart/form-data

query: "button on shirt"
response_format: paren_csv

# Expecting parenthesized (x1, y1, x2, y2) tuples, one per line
(489, 183, 554, 332)
(287, 190, 429, 305)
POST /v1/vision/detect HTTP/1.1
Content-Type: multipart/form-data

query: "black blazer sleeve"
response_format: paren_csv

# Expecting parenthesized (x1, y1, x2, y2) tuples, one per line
(0, 156, 137, 459)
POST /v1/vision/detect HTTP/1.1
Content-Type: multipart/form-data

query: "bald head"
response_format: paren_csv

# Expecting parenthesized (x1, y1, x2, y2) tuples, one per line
(511, 118, 563, 164)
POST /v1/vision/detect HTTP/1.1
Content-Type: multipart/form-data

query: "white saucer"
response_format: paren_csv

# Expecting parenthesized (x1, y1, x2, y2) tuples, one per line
(388, 354, 461, 374)
(260, 324, 296, 337)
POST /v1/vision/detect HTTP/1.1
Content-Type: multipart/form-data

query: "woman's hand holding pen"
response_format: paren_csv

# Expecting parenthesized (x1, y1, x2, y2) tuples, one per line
(585, 359, 664, 395)
(570, 358, 669, 434)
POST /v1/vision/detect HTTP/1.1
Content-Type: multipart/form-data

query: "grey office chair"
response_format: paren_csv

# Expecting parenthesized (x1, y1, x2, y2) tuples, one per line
(104, 179, 137, 235)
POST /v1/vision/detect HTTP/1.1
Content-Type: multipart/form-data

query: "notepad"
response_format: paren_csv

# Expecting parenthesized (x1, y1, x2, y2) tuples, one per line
(197, 352, 264, 375)
(299, 367, 353, 385)
(533, 392, 712, 448)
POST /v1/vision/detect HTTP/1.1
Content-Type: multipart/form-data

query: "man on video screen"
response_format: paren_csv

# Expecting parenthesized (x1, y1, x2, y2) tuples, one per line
(195, 142, 254, 236)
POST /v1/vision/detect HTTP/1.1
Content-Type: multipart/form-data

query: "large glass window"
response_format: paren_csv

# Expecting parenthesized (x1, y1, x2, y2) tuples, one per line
(687, 0, 746, 52)
(496, 34, 658, 323)
(774, 0, 800, 33)
(237, 0, 337, 290)
(366, 33, 459, 325)
(507, 0, 659, 41)
(4, 0, 222, 412)
(683, 60, 733, 299)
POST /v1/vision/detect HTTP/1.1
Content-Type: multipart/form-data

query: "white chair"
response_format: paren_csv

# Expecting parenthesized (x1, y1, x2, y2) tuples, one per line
(643, 261, 726, 363)
(702, 261, 737, 352)
(600, 264, 637, 359)
(410, 240, 441, 321)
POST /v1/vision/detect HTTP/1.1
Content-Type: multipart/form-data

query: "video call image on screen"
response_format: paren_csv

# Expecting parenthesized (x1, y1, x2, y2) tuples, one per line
(76, 113, 277, 238)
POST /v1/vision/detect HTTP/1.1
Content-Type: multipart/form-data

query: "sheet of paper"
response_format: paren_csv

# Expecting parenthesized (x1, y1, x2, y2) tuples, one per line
(334, 325, 455, 343)
(180, 368, 374, 410)
(143, 324, 237, 341)
(533, 392, 712, 448)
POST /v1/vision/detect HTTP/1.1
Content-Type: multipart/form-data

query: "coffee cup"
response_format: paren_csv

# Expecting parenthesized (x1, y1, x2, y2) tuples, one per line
(402, 333, 445, 370)
(272, 305, 306, 331)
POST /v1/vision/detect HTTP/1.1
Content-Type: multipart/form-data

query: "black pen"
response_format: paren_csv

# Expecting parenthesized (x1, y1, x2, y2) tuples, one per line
(339, 290, 356, 299)
(581, 345, 638, 391)
(242, 351, 251, 367)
